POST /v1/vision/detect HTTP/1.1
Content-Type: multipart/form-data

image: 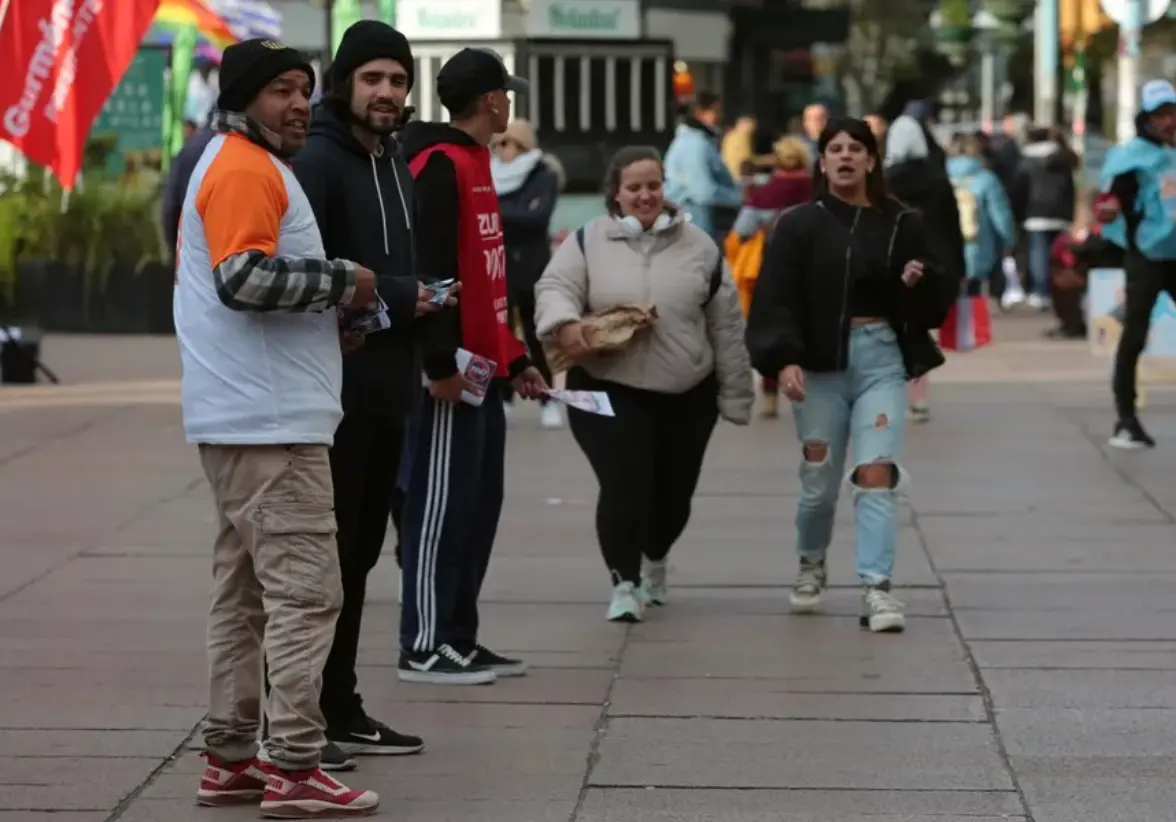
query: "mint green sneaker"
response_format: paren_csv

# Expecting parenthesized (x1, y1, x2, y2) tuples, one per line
(639, 558, 668, 606)
(606, 580, 644, 623)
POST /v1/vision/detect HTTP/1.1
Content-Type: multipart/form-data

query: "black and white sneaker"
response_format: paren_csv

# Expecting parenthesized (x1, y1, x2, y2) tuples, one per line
(1109, 417, 1156, 449)
(464, 644, 528, 678)
(397, 643, 497, 685)
(319, 740, 357, 772)
(328, 712, 425, 757)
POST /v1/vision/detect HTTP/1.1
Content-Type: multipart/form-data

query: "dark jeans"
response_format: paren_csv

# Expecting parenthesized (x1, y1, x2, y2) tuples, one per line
(1113, 252, 1176, 419)
(1026, 229, 1062, 298)
(567, 368, 718, 584)
(503, 281, 552, 405)
(321, 409, 405, 726)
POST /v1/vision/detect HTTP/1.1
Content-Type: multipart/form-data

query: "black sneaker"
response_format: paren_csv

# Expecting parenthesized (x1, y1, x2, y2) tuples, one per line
(397, 643, 497, 685)
(465, 644, 528, 678)
(319, 740, 357, 772)
(1109, 417, 1156, 450)
(328, 712, 425, 757)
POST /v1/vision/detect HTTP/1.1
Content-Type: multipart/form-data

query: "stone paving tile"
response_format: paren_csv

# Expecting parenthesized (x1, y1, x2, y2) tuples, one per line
(997, 708, 1176, 757)
(0, 730, 185, 758)
(608, 680, 985, 721)
(944, 571, 1176, 610)
(970, 640, 1176, 670)
(621, 618, 976, 693)
(954, 607, 1176, 641)
(0, 757, 160, 811)
(0, 815, 109, 821)
(579, 788, 1024, 821)
(983, 668, 1176, 709)
(592, 718, 1012, 790)
(120, 798, 579, 822)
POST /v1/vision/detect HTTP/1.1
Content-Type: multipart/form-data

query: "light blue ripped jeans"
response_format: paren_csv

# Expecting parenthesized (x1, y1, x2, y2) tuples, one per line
(792, 322, 908, 585)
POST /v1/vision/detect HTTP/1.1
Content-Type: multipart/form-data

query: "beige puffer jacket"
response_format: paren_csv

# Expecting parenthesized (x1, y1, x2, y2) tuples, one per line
(534, 210, 754, 425)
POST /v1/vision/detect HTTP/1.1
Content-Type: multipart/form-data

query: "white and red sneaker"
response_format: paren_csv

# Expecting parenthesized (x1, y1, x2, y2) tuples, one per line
(196, 752, 267, 806)
(258, 760, 379, 818)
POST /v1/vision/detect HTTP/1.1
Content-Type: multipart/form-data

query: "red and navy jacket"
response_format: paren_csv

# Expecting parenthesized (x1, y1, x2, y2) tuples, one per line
(401, 121, 529, 380)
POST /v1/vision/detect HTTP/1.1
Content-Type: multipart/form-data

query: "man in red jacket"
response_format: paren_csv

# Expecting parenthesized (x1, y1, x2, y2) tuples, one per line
(396, 48, 547, 685)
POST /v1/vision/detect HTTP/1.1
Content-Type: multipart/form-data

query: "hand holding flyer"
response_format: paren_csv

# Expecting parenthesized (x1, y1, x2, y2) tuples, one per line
(340, 296, 392, 334)
(544, 389, 615, 417)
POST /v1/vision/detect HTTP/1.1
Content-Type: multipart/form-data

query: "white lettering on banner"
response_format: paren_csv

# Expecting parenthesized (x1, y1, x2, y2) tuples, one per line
(477, 212, 501, 238)
(484, 246, 506, 281)
(2, 0, 103, 139)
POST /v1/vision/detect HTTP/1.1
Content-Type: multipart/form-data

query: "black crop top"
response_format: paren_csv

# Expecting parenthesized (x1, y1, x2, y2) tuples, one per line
(819, 196, 900, 320)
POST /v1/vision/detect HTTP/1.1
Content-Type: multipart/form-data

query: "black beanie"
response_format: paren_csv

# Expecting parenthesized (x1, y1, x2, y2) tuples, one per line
(327, 20, 415, 93)
(217, 39, 315, 112)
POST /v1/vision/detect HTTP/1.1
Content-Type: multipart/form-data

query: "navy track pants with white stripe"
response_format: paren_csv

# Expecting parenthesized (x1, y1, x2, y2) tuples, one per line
(398, 386, 506, 653)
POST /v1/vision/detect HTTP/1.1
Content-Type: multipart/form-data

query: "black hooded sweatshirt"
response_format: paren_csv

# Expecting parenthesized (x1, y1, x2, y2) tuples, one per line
(292, 104, 421, 419)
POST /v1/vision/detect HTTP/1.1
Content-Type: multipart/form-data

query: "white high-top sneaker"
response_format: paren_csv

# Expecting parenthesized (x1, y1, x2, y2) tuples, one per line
(606, 579, 644, 623)
(860, 584, 906, 633)
(639, 557, 668, 605)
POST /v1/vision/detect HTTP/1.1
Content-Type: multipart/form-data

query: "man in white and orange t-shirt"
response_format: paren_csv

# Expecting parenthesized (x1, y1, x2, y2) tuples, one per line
(173, 37, 381, 818)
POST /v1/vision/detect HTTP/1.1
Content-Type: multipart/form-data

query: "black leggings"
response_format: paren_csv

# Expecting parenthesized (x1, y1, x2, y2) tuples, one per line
(1113, 252, 1176, 418)
(567, 368, 718, 584)
(503, 282, 552, 404)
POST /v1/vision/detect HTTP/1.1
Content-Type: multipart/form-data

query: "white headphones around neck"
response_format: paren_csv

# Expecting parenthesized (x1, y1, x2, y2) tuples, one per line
(615, 213, 672, 236)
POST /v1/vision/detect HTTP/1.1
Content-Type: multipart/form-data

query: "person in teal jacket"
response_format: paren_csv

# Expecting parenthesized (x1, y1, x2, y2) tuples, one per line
(946, 134, 1017, 283)
(1097, 79, 1176, 449)
(664, 91, 744, 242)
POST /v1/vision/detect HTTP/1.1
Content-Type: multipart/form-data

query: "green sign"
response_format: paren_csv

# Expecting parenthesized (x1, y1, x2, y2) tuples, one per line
(91, 48, 168, 176)
(529, 0, 639, 39)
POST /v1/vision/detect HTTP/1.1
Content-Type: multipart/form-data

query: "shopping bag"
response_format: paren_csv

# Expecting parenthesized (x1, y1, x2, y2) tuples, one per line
(938, 294, 993, 352)
(999, 255, 1025, 309)
(724, 230, 766, 317)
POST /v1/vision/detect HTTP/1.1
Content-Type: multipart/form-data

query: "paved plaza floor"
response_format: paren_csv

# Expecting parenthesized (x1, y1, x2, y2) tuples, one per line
(1, 315, 1175, 821)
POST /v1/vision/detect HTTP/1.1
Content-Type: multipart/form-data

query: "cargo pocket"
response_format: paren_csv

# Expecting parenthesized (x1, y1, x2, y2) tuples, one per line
(255, 501, 342, 609)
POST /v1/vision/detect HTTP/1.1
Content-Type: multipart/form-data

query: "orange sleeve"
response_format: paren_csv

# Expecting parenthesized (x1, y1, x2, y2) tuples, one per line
(194, 142, 289, 268)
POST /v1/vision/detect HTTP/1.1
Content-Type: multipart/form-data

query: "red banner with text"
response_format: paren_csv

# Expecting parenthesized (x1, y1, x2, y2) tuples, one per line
(0, 0, 161, 188)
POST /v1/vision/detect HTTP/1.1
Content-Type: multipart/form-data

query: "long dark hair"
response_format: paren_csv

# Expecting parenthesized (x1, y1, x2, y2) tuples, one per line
(812, 117, 888, 208)
(603, 145, 663, 216)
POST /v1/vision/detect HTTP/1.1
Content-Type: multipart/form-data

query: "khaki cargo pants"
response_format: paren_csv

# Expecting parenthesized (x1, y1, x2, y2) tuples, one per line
(199, 443, 343, 771)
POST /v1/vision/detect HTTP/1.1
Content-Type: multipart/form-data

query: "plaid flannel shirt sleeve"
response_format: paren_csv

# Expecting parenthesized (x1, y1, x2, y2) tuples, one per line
(213, 250, 358, 313)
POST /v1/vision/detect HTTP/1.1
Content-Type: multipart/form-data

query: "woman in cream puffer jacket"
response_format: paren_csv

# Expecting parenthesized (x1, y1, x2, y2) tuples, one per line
(534, 145, 754, 624)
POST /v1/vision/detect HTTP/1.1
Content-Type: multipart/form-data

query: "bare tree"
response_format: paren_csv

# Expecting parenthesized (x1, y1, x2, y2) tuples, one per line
(837, 0, 928, 114)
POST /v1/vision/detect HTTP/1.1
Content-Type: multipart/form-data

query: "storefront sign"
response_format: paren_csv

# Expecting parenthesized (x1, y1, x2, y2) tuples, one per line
(396, 0, 502, 40)
(527, 0, 640, 39)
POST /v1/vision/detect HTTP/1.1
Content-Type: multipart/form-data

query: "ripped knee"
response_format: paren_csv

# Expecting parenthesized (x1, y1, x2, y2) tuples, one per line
(802, 441, 829, 464)
(851, 460, 899, 490)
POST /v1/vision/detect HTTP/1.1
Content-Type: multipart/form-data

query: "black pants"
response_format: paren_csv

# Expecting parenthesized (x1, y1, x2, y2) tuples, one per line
(398, 386, 506, 652)
(320, 410, 405, 726)
(567, 368, 718, 584)
(503, 282, 552, 404)
(1112, 252, 1176, 419)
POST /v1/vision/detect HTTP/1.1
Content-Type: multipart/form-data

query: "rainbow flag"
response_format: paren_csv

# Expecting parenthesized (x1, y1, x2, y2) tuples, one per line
(153, 0, 237, 49)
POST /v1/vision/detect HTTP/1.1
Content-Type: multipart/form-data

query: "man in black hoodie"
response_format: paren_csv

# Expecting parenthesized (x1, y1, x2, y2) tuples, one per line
(290, 19, 432, 765)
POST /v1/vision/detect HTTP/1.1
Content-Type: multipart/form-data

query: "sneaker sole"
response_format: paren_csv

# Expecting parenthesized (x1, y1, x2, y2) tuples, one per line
(1108, 436, 1150, 450)
(488, 662, 529, 678)
(397, 669, 497, 685)
(318, 757, 358, 772)
(333, 741, 425, 756)
(860, 613, 906, 633)
(788, 593, 824, 614)
(607, 611, 642, 623)
(197, 790, 264, 806)
(260, 799, 379, 819)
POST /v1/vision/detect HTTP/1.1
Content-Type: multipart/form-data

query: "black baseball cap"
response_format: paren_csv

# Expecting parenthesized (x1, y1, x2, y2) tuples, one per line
(436, 48, 530, 111)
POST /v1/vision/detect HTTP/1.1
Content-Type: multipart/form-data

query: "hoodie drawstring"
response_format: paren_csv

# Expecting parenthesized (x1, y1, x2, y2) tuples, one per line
(369, 154, 390, 256)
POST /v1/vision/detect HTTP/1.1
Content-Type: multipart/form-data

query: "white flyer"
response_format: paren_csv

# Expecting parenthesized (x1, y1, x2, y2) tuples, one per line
(545, 389, 615, 417)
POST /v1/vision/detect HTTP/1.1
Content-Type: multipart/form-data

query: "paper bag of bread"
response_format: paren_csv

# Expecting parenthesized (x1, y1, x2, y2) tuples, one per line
(544, 303, 658, 375)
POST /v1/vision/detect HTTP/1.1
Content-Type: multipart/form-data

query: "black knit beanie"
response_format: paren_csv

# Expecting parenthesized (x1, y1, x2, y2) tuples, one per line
(327, 20, 415, 93)
(217, 39, 315, 112)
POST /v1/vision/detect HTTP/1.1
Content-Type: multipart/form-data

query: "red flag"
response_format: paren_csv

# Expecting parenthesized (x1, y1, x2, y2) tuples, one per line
(0, 0, 161, 189)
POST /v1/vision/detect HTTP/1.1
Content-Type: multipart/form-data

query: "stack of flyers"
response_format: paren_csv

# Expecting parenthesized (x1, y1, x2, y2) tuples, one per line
(545, 389, 615, 417)
(421, 348, 496, 407)
(424, 278, 456, 306)
(340, 296, 392, 334)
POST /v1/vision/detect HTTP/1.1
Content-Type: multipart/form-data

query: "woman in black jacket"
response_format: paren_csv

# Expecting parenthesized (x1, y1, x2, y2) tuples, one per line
(492, 119, 565, 429)
(746, 117, 955, 634)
